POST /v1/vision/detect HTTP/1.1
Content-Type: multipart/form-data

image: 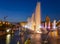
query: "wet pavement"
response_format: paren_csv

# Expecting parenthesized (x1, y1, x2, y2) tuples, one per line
(0, 30, 60, 44)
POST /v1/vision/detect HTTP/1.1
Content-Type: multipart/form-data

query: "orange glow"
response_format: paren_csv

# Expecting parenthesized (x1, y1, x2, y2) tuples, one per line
(6, 23, 8, 24)
(51, 31, 58, 37)
(3, 22, 5, 24)
(8, 22, 10, 25)
(0, 21, 1, 23)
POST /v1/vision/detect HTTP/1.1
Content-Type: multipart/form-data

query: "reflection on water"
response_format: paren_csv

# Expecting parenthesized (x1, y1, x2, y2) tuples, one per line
(6, 34, 11, 44)
(30, 33, 41, 44)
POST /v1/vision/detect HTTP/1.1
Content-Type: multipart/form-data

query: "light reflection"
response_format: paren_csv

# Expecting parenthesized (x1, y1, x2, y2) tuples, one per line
(6, 29, 10, 32)
(17, 41, 20, 44)
(45, 22, 47, 29)
(6, 28, 11, 32)
(51, 31, 58, 37)
(36, 31, 42, 33)
(53, 20, 56, 29)
(39, 25, 41, 28)
(3, 22, 5, 24)
(48, 21, 50, 29)
(6, 34, 11, 44)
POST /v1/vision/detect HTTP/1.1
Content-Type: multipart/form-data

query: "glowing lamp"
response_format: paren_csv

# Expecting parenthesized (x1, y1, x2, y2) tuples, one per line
(6, 29, 10, 32)
(3, 22, 5, 24)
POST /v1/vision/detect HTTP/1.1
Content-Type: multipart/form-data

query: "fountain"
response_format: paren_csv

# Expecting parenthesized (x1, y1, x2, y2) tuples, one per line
(23, 2, 42, 44)
(25, 2, 42, 33)
(30, 13, 35, 31)
(53, 20, 56, 29)
(32, 2, 41, 44)
(30, 2, 41, 44)
(35, 2, 41, 33)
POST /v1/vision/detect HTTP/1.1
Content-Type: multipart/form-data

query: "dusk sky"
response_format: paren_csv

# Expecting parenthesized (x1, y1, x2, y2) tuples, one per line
(0, 0, 60, 22)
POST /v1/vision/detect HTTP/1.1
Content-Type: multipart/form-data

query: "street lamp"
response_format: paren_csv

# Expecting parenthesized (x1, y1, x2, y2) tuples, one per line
(6, 28, 11, 33)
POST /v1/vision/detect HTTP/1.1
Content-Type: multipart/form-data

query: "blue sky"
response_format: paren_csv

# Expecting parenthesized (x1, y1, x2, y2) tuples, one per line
(0, 0, 60, 22)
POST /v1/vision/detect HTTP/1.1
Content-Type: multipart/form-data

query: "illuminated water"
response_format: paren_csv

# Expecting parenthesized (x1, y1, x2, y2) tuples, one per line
(0, 34, 12, 44)
(0, 29, 60, 44)
(0, 29, 30, 44)
(0, 29, 22, 44)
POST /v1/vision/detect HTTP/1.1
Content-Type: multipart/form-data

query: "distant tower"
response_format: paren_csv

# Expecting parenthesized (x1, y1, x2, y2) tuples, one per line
(45, 16, 51, 30)
(35, 2, 41, 32)
(46, 16, 50, 23)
